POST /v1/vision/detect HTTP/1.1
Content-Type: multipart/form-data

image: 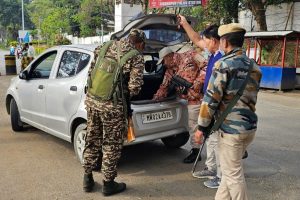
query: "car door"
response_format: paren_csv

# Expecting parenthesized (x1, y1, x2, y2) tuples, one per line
(44, 49, 92, 137)
(17, 50, 58, 127)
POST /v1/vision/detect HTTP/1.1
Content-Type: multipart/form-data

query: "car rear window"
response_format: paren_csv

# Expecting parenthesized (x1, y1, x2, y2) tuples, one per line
(144, 29, 184, 43)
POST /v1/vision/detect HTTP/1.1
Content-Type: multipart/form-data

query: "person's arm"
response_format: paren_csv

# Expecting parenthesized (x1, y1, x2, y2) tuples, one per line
(198, 60, 228, 131)
(153, 68, 174, 100)
(178, 15, 203, 49)
(126, 54, 145, 98)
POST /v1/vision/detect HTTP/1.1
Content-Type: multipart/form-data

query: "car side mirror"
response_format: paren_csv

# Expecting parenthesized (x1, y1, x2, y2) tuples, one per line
(19, 70, 29, 80)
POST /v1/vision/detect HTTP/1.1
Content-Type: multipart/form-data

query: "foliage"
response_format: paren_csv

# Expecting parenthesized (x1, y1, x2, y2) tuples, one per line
(240, 0, 293, 30)
(54, 34, 72, 45)
(74, 0, 102, 37)
(9, 41, 18, 47)
(74, 0, 114, 37)
(0, 0, 34, 39)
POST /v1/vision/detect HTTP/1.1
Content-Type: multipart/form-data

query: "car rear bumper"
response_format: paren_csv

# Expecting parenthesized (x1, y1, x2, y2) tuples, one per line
(124, 127, 187, 146)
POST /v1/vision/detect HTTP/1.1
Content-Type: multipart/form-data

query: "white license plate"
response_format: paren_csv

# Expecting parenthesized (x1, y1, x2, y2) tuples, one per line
(142, 110, 173, 124)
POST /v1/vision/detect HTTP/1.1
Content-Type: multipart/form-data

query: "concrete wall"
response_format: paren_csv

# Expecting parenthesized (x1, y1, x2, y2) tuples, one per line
(239, 2, 300, 31)
(66, 34, 112, 45)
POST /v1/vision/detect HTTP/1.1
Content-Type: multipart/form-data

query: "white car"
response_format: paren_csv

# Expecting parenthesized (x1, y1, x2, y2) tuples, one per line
(6, 14, 193, 163)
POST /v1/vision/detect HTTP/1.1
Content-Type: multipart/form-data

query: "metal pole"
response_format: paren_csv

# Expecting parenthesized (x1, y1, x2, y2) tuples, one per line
(101, 24, 104, 44)
(22, 0, 25, 30)
(282, 37, 287, 68)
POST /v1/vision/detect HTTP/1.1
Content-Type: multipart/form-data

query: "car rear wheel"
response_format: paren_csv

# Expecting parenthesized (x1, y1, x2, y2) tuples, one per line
(161, 132, 189, 148)
(10, 98, 23, 132)
(74, 123, 87, 164)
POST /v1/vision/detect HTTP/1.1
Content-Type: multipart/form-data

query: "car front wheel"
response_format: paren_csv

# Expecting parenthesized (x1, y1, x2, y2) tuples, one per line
(74, 123, 87, 164)
(10, 98, 23, 132)
(161, 132, 189, 148)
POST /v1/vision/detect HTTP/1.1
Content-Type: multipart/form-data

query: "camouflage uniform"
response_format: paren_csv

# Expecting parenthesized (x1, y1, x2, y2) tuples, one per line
(198, 47, 262, 134)
(83, 35, 145, 181)
(198, 47, 262, 200)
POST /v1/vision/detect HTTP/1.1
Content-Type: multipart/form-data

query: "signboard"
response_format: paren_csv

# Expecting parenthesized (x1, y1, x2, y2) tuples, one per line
(149, 0, 204, 8)
(18, 30, 31, 43)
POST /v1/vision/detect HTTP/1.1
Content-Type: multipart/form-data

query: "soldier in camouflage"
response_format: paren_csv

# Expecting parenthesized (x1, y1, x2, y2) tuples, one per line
(82, 29, 146, 196)
(195, 24, 262, 200)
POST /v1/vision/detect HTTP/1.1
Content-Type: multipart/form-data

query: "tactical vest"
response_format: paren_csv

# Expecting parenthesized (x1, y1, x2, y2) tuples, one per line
(87, 41, 139, 101)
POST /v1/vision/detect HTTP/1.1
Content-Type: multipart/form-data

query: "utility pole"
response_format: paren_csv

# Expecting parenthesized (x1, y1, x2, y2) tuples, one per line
(21, 0, 25, 30)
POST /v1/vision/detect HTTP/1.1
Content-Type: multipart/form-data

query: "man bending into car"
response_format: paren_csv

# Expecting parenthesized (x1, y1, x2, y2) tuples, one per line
(153, 46, 207, 163)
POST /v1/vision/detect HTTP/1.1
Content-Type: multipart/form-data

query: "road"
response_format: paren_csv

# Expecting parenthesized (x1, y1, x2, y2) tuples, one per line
(0, 75, 300, 200)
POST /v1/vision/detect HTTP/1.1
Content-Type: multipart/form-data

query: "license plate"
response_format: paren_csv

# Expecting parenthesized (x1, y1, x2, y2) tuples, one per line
(142, 110, 173, 124)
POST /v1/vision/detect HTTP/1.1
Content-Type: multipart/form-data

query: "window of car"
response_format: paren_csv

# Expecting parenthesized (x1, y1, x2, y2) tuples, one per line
(143, 29, 185, 43)
(57, 50, 91, 78)
(30, 51, 57, 79)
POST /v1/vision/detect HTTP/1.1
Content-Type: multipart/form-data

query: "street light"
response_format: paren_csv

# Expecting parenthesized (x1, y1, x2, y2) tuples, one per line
(21, 0, 25, 30)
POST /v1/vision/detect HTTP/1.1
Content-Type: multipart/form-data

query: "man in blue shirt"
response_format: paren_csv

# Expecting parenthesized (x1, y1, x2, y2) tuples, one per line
(178, 16, 223, 189)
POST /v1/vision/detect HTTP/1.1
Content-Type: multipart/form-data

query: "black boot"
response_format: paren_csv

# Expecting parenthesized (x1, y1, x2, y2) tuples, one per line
(102, 180, 126, 196)
(83, 173, 95, 192)
(183, 148, 200, 163)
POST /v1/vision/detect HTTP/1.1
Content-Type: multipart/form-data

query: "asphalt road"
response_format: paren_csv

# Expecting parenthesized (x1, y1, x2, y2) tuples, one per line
(0, 74, 300, 200)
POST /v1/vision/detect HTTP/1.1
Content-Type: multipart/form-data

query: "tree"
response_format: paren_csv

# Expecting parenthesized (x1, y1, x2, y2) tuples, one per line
(241, 0, 292, 31)
(75, 0, 114, 37)
(41, 8, 71, 44)
(0, 0, 33, 40)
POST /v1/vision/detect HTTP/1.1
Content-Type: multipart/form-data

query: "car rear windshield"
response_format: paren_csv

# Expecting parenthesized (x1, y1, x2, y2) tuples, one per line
(143, 29, 184, 43)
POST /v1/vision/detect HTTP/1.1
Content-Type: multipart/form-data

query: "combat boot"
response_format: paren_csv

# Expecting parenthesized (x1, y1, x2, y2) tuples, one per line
(102, 180, 126, 196)
(83, 173, 95, 192)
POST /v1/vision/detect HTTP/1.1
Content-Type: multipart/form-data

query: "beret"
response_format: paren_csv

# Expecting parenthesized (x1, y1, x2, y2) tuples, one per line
(218, 23, 246, 37)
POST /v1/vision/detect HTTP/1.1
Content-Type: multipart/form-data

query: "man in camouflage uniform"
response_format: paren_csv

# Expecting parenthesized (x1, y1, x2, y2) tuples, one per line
(82, 29, 146, 196)
(195, 24, 262, 200)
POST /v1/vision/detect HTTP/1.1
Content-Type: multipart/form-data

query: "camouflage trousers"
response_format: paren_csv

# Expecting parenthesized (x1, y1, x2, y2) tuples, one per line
(83, 105, 126, 181)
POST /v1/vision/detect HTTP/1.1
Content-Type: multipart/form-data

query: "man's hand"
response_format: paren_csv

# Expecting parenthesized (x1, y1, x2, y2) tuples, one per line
(177, 15, 188, 28)
(194, 130, 204, 144)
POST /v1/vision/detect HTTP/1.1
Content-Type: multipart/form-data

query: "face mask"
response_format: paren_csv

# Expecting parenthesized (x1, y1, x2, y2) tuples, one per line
(202, 48, 211, 59)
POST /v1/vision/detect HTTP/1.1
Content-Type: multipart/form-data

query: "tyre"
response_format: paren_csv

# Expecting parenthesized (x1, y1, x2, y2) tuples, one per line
(161, 132, 189, 148)
(73, 123, 87, 164)
(10, 98, 23, 132)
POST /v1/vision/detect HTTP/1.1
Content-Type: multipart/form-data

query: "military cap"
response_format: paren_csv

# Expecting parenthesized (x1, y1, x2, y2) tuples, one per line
(218, 23, 246, 37)
(128, 28, 146, 43)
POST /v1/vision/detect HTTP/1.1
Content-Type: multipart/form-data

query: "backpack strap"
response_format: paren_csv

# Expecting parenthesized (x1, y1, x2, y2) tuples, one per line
(119, 49, 140, 67)
(98, 41, 113, 61)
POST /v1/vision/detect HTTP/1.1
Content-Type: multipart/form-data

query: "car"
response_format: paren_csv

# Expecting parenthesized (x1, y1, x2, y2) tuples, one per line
(6, 14, 194, 164)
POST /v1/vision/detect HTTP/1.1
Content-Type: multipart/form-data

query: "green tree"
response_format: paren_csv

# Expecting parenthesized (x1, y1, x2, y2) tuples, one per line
(75, 0, 114, 37)
(41, 8, 71, 44)
(0, 0, 33, 40)
(241, 0, 292, 31)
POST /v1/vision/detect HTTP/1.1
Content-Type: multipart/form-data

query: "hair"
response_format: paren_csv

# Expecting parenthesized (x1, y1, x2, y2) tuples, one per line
(29, 42, 32, 45)
(202, 24, 220, 40)
(221, 31, 246, 47)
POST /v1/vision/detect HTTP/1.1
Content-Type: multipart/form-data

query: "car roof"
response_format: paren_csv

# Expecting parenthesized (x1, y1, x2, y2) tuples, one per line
(61, 44, 98, 52)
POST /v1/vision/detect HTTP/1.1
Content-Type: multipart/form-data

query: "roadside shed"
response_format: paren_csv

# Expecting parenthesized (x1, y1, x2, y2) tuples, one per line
(245, 31, 300, 90)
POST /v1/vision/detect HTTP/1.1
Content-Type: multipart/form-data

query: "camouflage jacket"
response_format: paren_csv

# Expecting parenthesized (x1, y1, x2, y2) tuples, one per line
(198, 48, 262, 134)
(85, 38, 145, 110)
(153, 50, 206, 105)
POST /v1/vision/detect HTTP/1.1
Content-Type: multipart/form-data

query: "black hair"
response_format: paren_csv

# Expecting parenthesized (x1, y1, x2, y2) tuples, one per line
(221, 31, 246, 47)
(29, 42, 32, 45)
(202, 24, 220, 40)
